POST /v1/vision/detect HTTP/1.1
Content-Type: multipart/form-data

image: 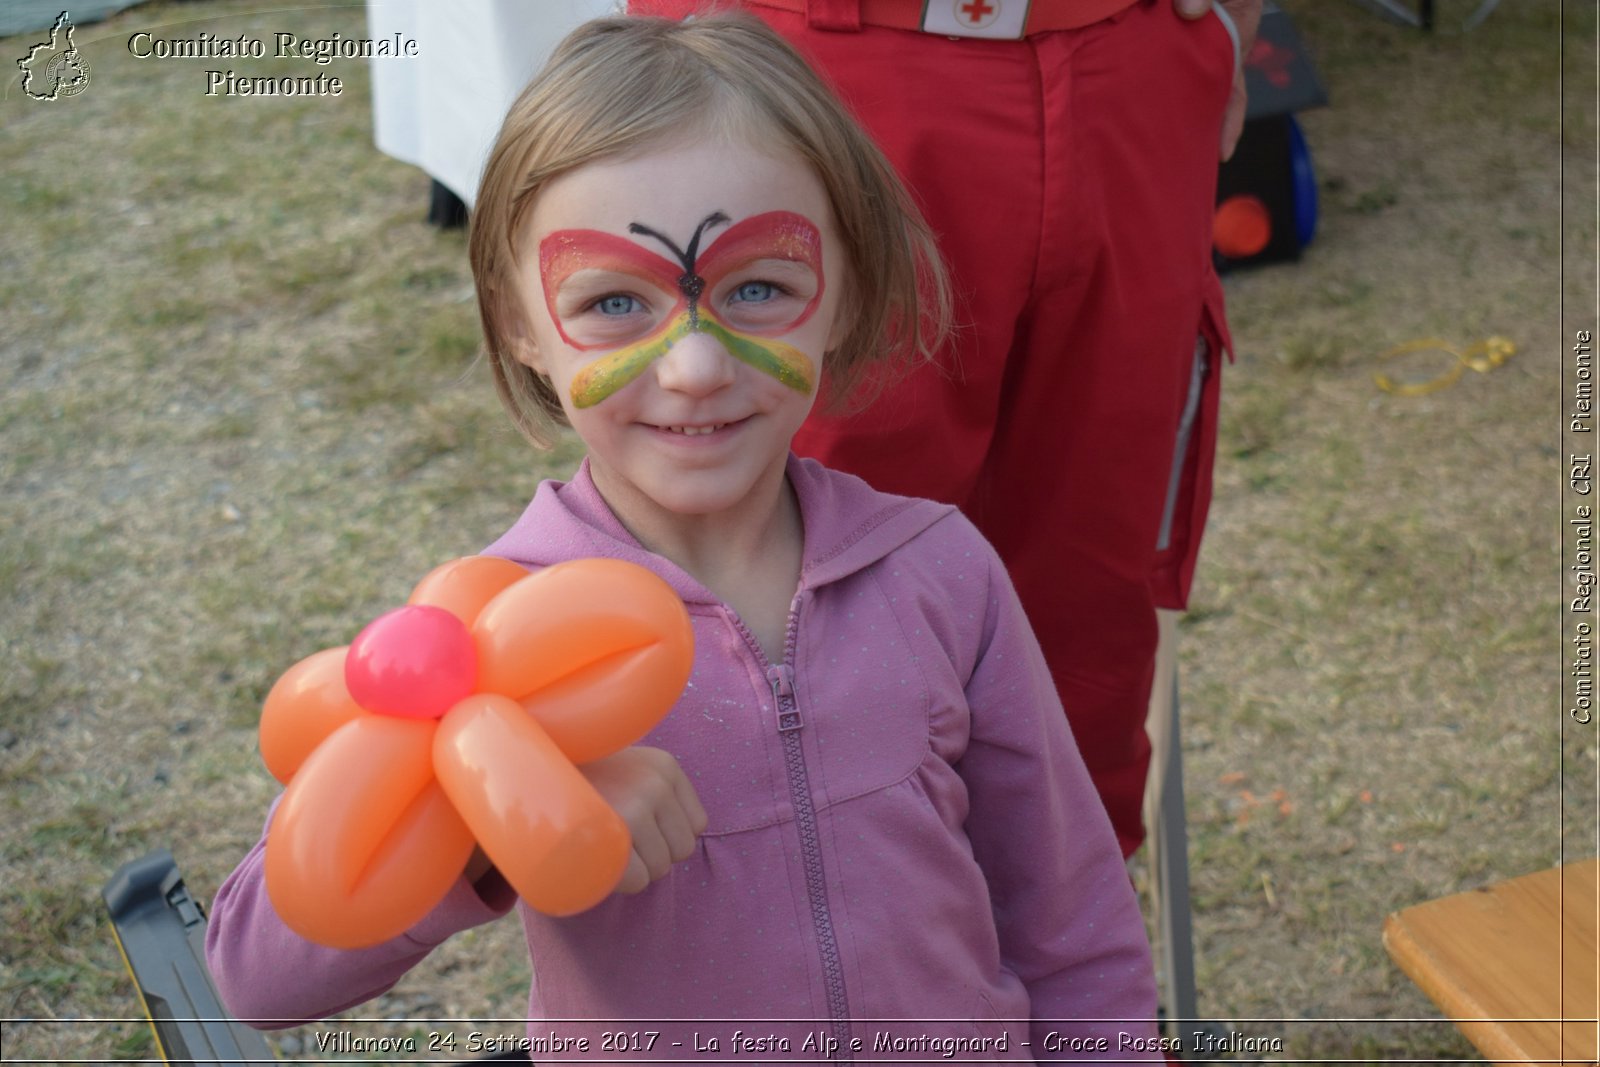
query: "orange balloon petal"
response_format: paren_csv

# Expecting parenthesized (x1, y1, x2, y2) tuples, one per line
(408, 555, 530, 627)
(520, 647, 696, 766)
(434, 694, 630, 916)
(259, 646, 362, 784)
(265, 716, 475, 948)
(472, 559, 694, 763)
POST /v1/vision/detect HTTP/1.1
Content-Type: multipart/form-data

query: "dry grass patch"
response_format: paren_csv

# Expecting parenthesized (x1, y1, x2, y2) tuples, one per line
(1172, 0, 1596, 1055)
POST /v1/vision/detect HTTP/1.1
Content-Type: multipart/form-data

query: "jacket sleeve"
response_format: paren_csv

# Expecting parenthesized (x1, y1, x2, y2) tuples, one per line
(953, 532, 1162, 1060)
(204, 797, 516, 1028)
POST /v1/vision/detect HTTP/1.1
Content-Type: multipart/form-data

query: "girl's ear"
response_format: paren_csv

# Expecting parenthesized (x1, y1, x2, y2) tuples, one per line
(508, 323, 546, 374)
(502, 294, 547, 374)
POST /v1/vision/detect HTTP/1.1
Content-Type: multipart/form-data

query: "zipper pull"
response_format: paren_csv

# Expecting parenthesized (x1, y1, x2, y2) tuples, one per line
(766, 664, 802, 732)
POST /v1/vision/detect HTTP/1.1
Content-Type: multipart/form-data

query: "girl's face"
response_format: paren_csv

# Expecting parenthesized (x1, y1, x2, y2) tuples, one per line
(512, 134, 848, 524)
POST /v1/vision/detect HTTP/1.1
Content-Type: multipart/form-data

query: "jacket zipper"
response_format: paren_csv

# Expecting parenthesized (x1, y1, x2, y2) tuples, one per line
(737, 596, 853, 1062)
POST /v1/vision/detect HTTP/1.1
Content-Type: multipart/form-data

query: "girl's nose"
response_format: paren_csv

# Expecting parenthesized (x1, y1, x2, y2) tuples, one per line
(654, 329, 737, 397)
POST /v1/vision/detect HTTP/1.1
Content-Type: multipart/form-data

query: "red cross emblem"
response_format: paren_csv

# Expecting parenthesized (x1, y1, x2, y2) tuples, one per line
(957, 0, 999, 27)
(1247, 37, 1295, 90)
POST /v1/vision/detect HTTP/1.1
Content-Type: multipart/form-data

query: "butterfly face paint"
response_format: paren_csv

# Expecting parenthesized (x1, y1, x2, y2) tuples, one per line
(538, 211, 824, 408)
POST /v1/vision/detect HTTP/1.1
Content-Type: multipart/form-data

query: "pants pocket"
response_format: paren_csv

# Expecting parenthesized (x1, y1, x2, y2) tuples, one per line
(1151, 291, 1230, 610)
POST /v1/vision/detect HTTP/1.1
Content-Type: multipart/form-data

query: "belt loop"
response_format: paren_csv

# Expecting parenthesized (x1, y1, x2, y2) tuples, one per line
(804, 0, 862, 32)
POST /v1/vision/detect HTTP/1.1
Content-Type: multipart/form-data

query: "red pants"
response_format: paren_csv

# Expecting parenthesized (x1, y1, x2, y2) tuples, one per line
(636, 0, 1234, 857)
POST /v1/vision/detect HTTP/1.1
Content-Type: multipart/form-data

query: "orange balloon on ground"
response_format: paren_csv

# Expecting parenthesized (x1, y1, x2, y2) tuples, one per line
(259, 646, 363, 785)
(1214, 193, 1273, 259)
(434, 694, 631, 916)
(408, 555, 529, 626)
(265, 716, 476, 949)
(473, 558, 696, 765)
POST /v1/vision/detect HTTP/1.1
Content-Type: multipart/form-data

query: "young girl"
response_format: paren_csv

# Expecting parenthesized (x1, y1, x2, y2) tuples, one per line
(207, 13, 1160, 1060)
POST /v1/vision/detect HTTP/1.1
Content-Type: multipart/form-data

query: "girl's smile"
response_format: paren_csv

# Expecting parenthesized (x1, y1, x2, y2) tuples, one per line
(650, 417, 748, 438)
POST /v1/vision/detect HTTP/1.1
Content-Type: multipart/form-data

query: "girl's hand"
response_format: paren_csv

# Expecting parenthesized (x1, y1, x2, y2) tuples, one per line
(579, 746, 707, 894)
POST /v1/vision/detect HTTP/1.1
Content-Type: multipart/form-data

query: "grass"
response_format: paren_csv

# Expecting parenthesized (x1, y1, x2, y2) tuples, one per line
(0, 0, 1594, 1062)
(1168, 0, 1596, 1055)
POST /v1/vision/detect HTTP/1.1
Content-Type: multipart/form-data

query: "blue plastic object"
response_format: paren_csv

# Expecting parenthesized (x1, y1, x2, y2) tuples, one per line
(1288, 114, 1318, 248)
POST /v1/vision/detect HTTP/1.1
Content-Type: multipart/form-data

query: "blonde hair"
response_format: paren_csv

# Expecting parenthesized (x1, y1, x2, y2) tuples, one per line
(468, 11, 952, 447)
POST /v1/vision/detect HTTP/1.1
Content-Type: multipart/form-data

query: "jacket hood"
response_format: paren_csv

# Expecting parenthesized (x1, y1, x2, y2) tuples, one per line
(481, 453, 957, 604)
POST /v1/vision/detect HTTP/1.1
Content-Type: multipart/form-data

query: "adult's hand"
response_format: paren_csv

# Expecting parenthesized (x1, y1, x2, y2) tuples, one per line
(1174, 0, 1264, 160)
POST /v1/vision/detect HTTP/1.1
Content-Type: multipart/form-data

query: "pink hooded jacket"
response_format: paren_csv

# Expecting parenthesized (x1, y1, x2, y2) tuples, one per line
(206, 456, 1159, 1061)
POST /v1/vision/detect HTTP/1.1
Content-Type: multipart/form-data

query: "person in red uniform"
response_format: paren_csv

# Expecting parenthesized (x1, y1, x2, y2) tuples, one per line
(631, 0, 1260, 859)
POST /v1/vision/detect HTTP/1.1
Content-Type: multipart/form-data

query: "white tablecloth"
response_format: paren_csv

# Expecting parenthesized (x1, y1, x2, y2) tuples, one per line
(366, 0, 617, 207)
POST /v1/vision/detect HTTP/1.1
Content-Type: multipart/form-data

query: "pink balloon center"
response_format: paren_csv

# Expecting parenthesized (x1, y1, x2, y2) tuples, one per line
(345, 605, 478, 720)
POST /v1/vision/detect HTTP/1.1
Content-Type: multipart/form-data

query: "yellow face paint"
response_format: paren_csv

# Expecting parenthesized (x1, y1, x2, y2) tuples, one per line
(698, 320, 815, 397)
(570, 316, 690, 409)
(569, 313, 815, 409)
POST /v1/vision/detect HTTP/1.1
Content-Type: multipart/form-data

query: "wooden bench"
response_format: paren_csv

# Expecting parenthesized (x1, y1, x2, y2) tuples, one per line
(1383, 858, 1599, 1066)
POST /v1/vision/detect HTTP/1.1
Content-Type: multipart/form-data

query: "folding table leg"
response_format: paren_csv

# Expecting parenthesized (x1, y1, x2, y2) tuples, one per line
(1155, 673, 1203, 1057)
(1144, 610, 1218, 1060)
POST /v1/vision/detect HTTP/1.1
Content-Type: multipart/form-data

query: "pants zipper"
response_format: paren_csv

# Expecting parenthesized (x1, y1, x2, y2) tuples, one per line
(1156, 335, 1211, 553)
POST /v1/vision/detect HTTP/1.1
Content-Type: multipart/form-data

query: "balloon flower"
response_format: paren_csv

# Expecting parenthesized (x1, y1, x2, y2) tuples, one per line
(256, 556, 694, 949)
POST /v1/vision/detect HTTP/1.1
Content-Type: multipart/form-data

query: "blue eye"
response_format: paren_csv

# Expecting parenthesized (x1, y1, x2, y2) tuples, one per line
(730, 281, 776, 303)
(595, 294, 640, 315)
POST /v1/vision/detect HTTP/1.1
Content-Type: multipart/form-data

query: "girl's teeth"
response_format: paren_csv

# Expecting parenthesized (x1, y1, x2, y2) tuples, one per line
(668, 424, 725, 436)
